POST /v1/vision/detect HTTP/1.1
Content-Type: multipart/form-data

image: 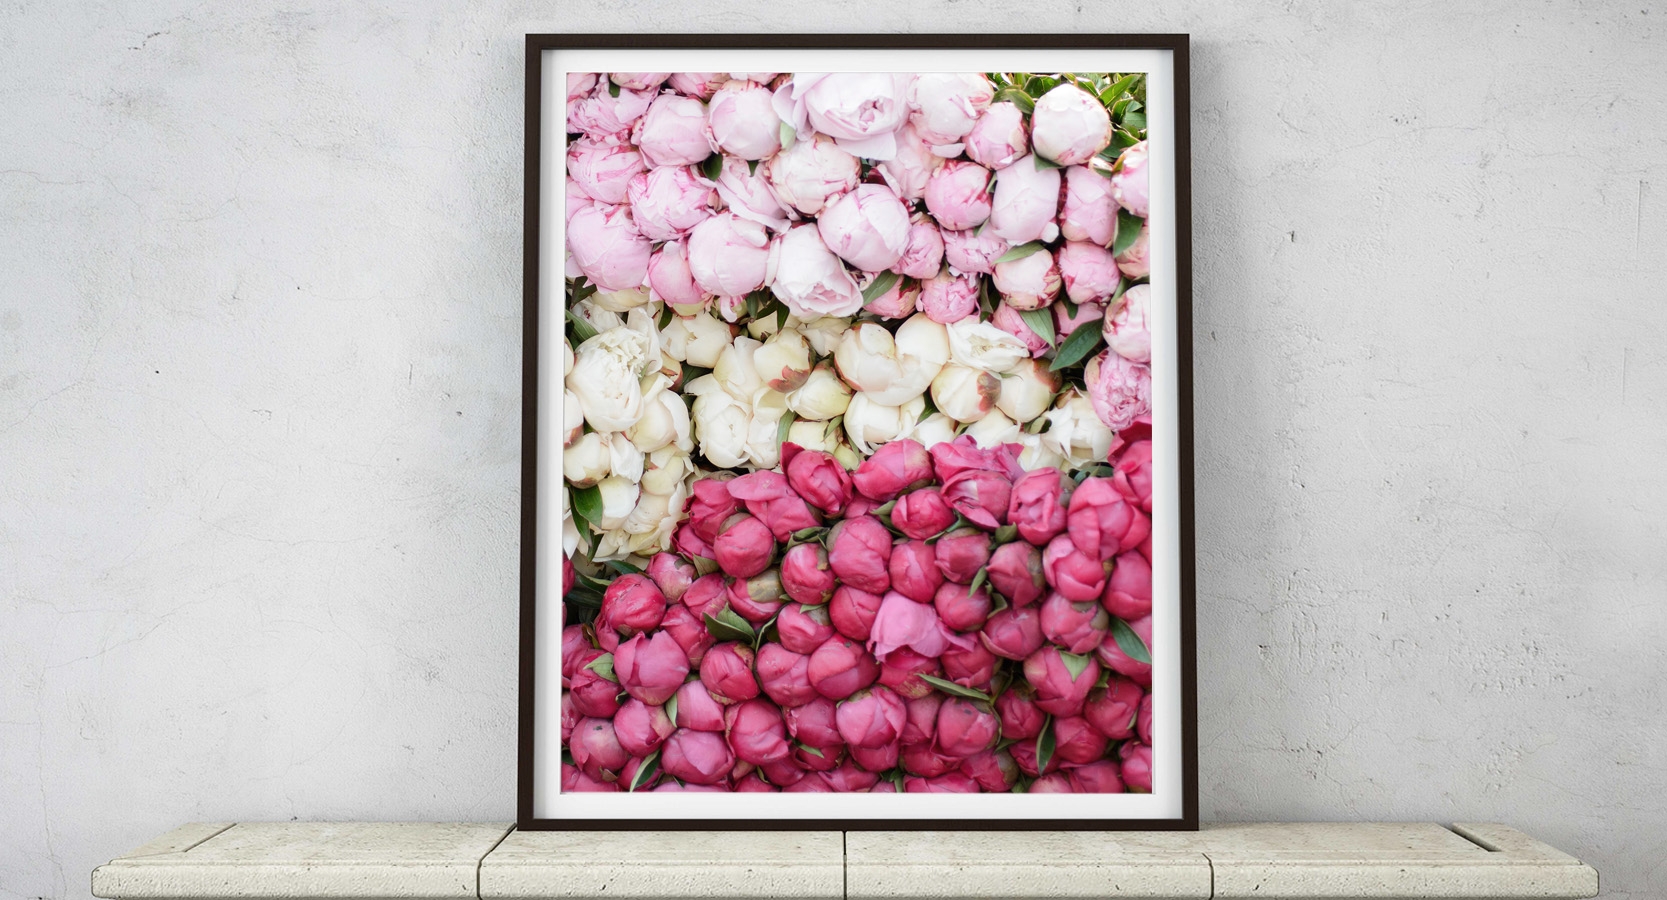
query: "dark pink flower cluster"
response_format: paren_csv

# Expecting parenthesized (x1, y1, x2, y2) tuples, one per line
(560, 436, 1154, 793)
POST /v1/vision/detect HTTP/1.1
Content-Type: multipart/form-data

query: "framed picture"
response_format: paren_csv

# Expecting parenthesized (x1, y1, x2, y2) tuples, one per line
(522, 33, 1195, 829)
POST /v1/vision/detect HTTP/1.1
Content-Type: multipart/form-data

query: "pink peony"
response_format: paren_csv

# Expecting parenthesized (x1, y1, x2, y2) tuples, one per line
(817, 183, 911, 272)
(1084, 676, 1144, 740)
(1007, 468, 1072, 545)
(713, 159, 791, 231)
(713, 513, 775, 578)
(942, 229, 1010, 276)
(980, 606, 1045, 661)
(1060, 165, 1119, 246)
(1084, 349, 1153, 434)
(1116, 221, 1149, 278)
(1030, 83, 1112, 166)
(923, 160, 993, 231)
(1096, 614, 1152, 686)
(567, 136, 645, 205)
(626, 165, 716, 241)
(599, 573, 667, 638)
(707, 80, 782, 159)
(964, 101, 1028, 169)
(1040, 591, 1112, 654)
(827, 515, 893, 594)
(725, 699, 792, 765)
(777, 602, 836, 654)
(1057, 240, 1123, 304)
(767, 224, 864, 319)
(992, 249, 1062, 310)
(700, 641, 760, 704)
(780, 543, 837, 606)
(892, 213, 945, 279)
(614, 631, 690, 706)
(614, 698, 674, 757)
(852, 439, 934, 501)
(1102, 550, 1152, 621)
(1023, 644, 1101, 717)
(567, 203, 651, 292)
(908, 73, 994, 147)
(1110, 141, 1149, 218)
(571, 717, 629, 781)
(986, 541, 1047, 607)
(1104, 283, 1151, 363)
(1043, 533, 1112, 602)
(891, 487, 957, 540)
(756, 643, 818, 708)
(660, 728, 735, 785)
(991, 301, 1050, 357)
(887, 540, 944, 603)
(632, 93, 711, 168)
(774, 73, 911, 160)
(918, 268, 980, 324)
(569, 83, 654, 140)
(995, 687, 1046, 741)
(836, 686, 908, 748)
(829, 585, 884, 641)
(807, 636, 881, 700)
(988, 156, 1061, 244)
(669, 72, 726, 99)
(646, 240, 711, 312)
(933, 527, 992, 584)
(763, 134, 861, 216)
(1067, 477, 1150, 560)
(934, 697, 1000, 758)
(868, 591, 974, 662)
(727, 470, 820, 541)
(877, 123, 945, 201)
(687, 212, 771, 297)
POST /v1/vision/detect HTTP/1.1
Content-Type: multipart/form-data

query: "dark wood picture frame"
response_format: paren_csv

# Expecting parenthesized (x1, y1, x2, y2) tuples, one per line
(521, 32, 1196, 831)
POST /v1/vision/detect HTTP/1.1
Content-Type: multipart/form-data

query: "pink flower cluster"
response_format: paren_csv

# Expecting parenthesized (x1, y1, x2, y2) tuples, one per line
(563, 71, 1152, 433)
(561, 432, 1155, 793)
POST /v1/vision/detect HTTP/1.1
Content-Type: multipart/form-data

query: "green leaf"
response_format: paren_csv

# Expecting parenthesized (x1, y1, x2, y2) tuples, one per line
(1023, 75, 1060, 96)
(584, 653, 618, 683)
(701, 154, 723, 181)
(704, 608, 756, 643)
(792, 526, 827, 541)
(1035, 717, 1056, 772)
(572, 484, 604, 526)
(1050, 320, 1104, 372)
(1019, 308, 1056, 348)
(993, 524, 1018, 544)
(1100, 73, 1140, 105)
(1122, 111, 1146, 133)
(602, 559, 643, 576)
(607, 79, 620, 98)
(779, 121, 796, 151)
(968, 567, 988, 596)
(919, 674, 993, 703)
(1034, 154, 1064, 171)
(993, 241, 1048, 265)
(626, 749, 659, 792)
(656, 303, 674, 330)
(664, 694, 678, 725)
(861, 270, 900, 304)
(748, 158, 759, 177)
(1111, 617, 1152, 664)
(1109, 129, 1141, 153)
(775, 299, 790, 330)
(565, 309, 599, 344)
(1058, 651, 1094, 681)
(777, 409, 797, 449)
(564, 587, 603, 609)
(797, 743, 825, 759)
(1112, 212, 1144, 259)
(993, 87, 1034, 115)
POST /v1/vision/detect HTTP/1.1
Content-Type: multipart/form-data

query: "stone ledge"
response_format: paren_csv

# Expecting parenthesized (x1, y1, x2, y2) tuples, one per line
(92, 822, 1597, 900)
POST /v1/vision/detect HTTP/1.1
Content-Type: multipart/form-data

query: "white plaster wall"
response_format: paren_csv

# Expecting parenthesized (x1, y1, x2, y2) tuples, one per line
(0, 1, 1662, 898)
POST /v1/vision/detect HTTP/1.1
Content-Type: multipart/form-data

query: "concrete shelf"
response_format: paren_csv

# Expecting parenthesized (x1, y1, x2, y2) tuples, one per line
(93, 821, 1597, 900)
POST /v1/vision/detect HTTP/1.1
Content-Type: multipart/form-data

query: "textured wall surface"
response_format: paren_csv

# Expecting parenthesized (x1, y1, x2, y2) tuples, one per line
(1, 1, 1663, 898)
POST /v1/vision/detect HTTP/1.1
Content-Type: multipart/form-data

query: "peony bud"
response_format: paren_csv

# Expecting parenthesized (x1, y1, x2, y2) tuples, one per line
(960, 748, 1019, 792)
(827, 515, 893, 593)
(627, 165, 717, 241)
(687, 212, 771, 298)
(707, 80, 782, 159)
(726, 570, 786, 623)
(933, 581, 993, 632)
(1102, 550, 1152, 620)
(834, 317, 950, 406)
(1040, 590, 1112, 654)
(735, 772, 779, 792)
(1104, 284, 1151, 364)
(910, 412, 960, 448)
(829, 585, 884, 641)
(1029, 772, 1075, 793)
(661, 728, 736, 785)
(568, 648, 622, 717)
(1030, 84, 1112, 166)
(905, 773, 980, 793)
(1057, 240, 1122, 304)
(756, 643, 818, 708)
(600, 574, 667, 638)
(633, 93, 710, 168)
(908, 73, 993, 147)
(1060, 165, 1119, 246)
(777, 602, 836, 654)
(767, 224, 864, 319)
(918, 268, 980, 324)
(1096, 614, 1152, 686)
(614, 631, 690, 706)
(902, 693, 943, 745)
(923, 159, 993, 231)
(836, 686, 908, 748)
(780, 543, 837, 606)
(786, 362, 853, 421)
(823, 758, 882, 792)
(1119, 740, 1153, 793)
(1110, 141, 1149, 218)
(988, 156, 1061, 244)
(567, 204, 652, 292)
(1068, 759, 1125, 794)
(1067, 477, 1150, 560)
(725, 699, 792, 765)
(1007, 468, 1071, 546)
(610, 73, 669, 91)
(852, 439, 935, 501)
(884, 539, 941, 603)
(901, 743, 961, 778)
(934, 697, 1000, 758)
(571, 717, 630, 781)
(1043, 533, 1112, 602)
(728, 470, 820, 542)
(784, 696, 843, 749)
(647, 553, 696, 603)
(675, 523, 719, 576)
(659, 604, 715, 668)
(569, 83, 654, 141)
(996, 686, 1046, 740)
(964, 101, 1028, 169)
(700, 642, 760, 704)
(878, 646, 940, 699)
(1084, 350, 1152, 433)
(1024, 645, 1101, 717)
(891, 487, 957, 540)
(783, 443, 854, 515)
(567, 137, 645, 205)
(764, 134, 860, 216)
(931, 364, 1000, 424)
(942, 228, 1010, 276)
(892, 214, 946, 279)
(1113, 439, 1154, 513)
(981, 606, 1045, 660)
(681, 572, 728, 618)
(807, 636, 880, 700)
(934, 527, 993, 584)
(776, 73, 911, 159)
(562, 432, 611, 487)
(817, 183, 911, 272)
(1138, 693, 1152, 745)
(1116, 220, 1149, 278)
(996, 359, 1060, 424)
(940, 641, 997, 689)
(877, 123, 944, 201)
(1085, 676, 1144, 740)
(714, 157, 791, 231)
(714, 513, 776, 578)
(614, 699, 674, 757)
(989, 250, 1061, 312)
